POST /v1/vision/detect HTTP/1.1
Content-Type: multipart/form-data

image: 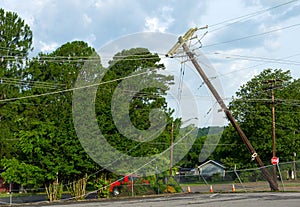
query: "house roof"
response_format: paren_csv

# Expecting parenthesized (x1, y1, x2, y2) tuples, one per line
(198, 160, 226, 169)
(178, 167, 194, 172)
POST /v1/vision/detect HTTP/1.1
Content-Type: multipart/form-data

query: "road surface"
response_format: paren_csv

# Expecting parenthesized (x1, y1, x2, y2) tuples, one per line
(32, 192, 300, 207)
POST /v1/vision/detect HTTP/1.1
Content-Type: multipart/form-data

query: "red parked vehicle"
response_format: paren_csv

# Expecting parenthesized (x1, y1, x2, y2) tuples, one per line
(109, 174, 150, 196)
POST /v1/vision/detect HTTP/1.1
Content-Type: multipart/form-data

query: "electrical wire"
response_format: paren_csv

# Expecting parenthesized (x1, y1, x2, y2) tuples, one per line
(205, 52, 300, 92)
(0, 0, 298, 60)
(0, 70, 151, 103)
(203, 23, 300, 48)
(208, 0, 300, 33)
(177, 57, 186, 101)
(3, 1, 300, 202)
(0, 78, 66, 89)
(63, 124, 199, 202)
(214, 53, 300, 66)
(0, 48, 167, 61)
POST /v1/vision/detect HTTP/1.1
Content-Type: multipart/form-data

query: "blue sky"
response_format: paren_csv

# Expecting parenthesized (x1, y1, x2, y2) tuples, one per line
(1, 0, 300, 126)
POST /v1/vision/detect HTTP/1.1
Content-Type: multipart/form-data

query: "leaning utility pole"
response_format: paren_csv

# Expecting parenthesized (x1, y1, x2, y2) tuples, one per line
(166, 28, 279, 191)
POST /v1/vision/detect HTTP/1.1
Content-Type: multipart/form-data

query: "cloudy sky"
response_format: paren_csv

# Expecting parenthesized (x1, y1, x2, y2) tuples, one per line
(1, 0, 300, 126)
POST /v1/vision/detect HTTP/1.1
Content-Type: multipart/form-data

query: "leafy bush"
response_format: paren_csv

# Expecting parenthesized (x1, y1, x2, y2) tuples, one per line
(93, 177, 110, 198)
(211, 173, 222, 183)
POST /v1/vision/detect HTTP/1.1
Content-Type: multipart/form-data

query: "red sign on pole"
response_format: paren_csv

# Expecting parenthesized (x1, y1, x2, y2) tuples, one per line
(271, 157, 279, 165)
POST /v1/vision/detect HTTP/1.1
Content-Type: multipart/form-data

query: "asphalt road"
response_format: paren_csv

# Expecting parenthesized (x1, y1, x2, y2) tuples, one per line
(32, 192, 300, 207)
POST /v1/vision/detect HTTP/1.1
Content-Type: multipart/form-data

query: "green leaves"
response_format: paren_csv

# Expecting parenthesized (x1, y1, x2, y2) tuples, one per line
(96, 47, 175, 157)
(1, 158, 43, 188)
(0, 8, 33, 159)
(216, 69, 300, 168)
(0, 8, 33, 71)
(1, 40, 100, 190)
(0, 7, 177, 190)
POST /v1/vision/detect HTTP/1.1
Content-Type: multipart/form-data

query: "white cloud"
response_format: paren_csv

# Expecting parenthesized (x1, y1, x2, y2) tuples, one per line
(38, 41, 58, 53)
(94, 0, 112, 9)
(83, 13, 92, 26)
(144, 17, 165, 32)
(1, 0, 300, 99)
(144, 6, 174, 32)
(94, 0, 104, 9)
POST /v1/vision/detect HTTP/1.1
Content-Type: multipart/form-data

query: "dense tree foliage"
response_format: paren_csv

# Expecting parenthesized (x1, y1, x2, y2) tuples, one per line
(177, 127, 224, 168)
(214, 69, 300, 168)
(0, 10, 178, 197)
(96, 48, 176, 158)
(1, 41, 102, 199)
(0, 8, 33, 159)
(2, 8, 300, 201)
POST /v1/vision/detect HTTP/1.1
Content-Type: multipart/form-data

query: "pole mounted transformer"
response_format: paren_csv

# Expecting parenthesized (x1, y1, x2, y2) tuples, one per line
(165, 27, 279, 191)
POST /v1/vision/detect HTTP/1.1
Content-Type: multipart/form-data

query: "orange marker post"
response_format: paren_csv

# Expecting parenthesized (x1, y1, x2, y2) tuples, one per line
(232, 184, 236, 192)
(209, 185, 213, 193)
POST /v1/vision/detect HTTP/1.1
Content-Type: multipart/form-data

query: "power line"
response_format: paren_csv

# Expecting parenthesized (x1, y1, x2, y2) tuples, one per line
(208, 0, 300, 33)
(207, 53, 300, 87)
(214, 53, 300, 66)
(9, 92, 300, 106)
(0, 77, 66, 89)
(0, 68, 161, 103)
(79, 126, 198, 201)
(0, 0, 298, 59)
(0, 77, 66, 86)
(0, 47, 167, 61)
(203, 23, 300, 48)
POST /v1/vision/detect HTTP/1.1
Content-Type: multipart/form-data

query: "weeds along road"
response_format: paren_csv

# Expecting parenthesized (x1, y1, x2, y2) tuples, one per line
(33, 192, 300, 207)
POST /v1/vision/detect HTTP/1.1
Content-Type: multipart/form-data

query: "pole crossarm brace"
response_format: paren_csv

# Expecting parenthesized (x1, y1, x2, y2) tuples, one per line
(165, 26, 208, 57)
(165, 28, 279, 191)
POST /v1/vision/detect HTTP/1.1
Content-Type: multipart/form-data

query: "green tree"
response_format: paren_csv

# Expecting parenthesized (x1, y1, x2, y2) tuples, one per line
(0, 8, 33, 160)
(1, 158, 44, 189)
(0, 8, 33, 70)
(177, 127, 224, 168)
(82, 47, 183, 176)
(215, 69, 300, 168)
(96, 48, 176, 158)
(1, 41, 101, 200)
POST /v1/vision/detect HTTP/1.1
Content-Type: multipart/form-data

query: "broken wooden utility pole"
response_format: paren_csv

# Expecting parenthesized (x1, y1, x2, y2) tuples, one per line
(166, 27, 279, 191)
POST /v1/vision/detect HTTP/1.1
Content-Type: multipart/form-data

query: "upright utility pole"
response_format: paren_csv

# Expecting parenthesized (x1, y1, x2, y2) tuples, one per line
(169, 122, 174, 177)
(166, 28, 279, 191)
(293, 152, 297, 180)
(271, 83, 277, 181)
(264, 79, 283, 183)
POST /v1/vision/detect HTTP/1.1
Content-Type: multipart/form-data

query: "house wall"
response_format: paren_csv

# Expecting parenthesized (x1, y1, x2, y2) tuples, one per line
(199, 163, 225, 177)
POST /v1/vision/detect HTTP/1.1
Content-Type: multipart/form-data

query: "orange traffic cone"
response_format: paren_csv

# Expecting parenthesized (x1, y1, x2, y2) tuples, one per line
(209, 185, 213, 193)
(232, 184, 236, 192)
(187, 186, 191, 193)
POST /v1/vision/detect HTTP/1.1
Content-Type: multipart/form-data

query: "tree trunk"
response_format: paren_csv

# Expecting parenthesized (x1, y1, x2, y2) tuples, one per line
(45, 182, 63, 202)
(67, 174, 88, 200)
